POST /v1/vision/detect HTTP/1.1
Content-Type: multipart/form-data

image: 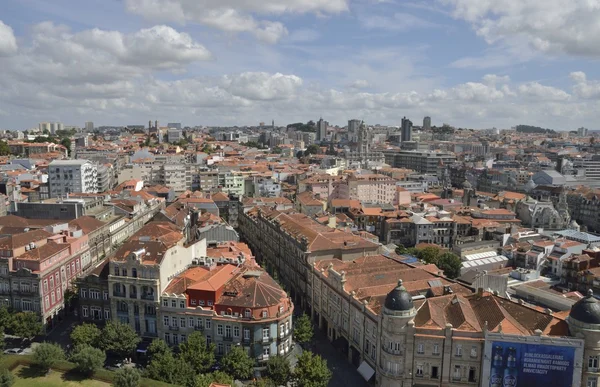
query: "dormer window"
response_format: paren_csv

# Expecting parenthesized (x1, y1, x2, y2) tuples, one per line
(279, 305, 284, 314)
(262, 310, 268, 318)
(244, 309, 251, 318)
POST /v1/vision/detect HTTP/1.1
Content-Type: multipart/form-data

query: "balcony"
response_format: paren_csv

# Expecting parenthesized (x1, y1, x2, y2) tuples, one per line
(243, 337, 251, 344)
(262, 336, 271, 343)
(223, 336, 233, 342)
(169, 326, 180, 331)
(195, 326, 204, 331)
(259, 355, 270, 362)
(130, 294, 138, 299)
(141, 294, 155, 301)
(113, 292, 126, 298)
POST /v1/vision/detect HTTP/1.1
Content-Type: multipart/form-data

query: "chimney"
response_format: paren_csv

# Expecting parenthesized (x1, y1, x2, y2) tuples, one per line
(477, 287, 484, 296)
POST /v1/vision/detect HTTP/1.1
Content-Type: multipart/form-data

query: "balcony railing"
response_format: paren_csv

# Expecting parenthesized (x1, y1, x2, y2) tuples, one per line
(262, 337, 270, 343)
(223, 336, 233, 342)
(141, 294, 155, 300)
(130, 294, 138, 299)
(195, 326, 204, 331)
(113, 292, 126, 298)
(169, 326, 180, 331)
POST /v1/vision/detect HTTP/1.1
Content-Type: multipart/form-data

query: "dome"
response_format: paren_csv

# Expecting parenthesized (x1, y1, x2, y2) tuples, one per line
(463, 179, 472, 189)
(384, 280, 414, 311)
(569, 289, 600, 324)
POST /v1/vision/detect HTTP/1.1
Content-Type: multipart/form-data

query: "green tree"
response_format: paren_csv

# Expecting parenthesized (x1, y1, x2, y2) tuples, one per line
(178, 332, 215, 374)
(304, 144, 320, 156)
(266, 355, 291, 386)
(221, 345, 254, 380)
(250, 379, 276, 387)
(0, 142, 10, 156)
(0, 307, 11, 332)
(10, 312, 42, 340)
(147, 338, 171, 360)
(193, 371, 234, 387)
(70, 323, 101, 348)
(296, 151, 304, 158)
(395, 244, 408, 255)
(293, 351, 332, 387)
(144, 351, 177, 383)
(294, 314, 313, 344)
(60, 138, 71, 156)
(415, 246, 442, 264)
(42, 129, 50, 135)
(114, 367, 141, 387)
(0, 368, 13, 387)
(33, 342, 65, 372)
(70, 345, 106, 375)
(99, 321, 140, 358)
(272, 147, 283, 154)
(437, 252, 463, 279)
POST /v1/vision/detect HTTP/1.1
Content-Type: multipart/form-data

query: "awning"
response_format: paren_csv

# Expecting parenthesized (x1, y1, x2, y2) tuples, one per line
(357, 361, 375, 381)
(136, 341, 151, 353)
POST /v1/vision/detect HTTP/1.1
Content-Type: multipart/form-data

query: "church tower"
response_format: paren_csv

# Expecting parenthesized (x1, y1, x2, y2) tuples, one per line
(557, 186, 571, 227)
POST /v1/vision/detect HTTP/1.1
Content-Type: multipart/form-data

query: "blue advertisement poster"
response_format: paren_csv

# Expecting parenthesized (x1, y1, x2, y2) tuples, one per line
(488, 341, 575, 387)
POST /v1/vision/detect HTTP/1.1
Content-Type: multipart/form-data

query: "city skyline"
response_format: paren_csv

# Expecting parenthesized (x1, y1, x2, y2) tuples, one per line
(2, 0, 600, 130)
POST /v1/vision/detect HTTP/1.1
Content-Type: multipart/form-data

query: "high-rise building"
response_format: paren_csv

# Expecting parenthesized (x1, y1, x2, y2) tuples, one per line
(167, 123, 182, 130)
(578, 127, 589, 137)
(423, 116, 431, 130)
(316, 118, 328, 141)
(85, 122, 94, 131)
(48, 160, 98, 198)
(401, 117, 412, 142)
(348, 119, 361, 142)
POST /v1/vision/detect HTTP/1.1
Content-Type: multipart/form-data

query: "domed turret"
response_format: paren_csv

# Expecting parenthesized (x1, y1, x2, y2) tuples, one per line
(569, 289, 600, 325)
(384, 279, 413, 312)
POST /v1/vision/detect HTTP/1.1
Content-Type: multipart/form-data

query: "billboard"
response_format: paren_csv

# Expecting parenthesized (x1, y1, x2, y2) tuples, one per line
(487, 341, 576, 387)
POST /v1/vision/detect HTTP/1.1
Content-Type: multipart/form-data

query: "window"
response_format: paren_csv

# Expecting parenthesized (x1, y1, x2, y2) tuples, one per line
(416, 363, 423, 377)
(191, 299, 196, 306)
(22, 300, 31, 311)
(245, 309, 251, 318)
(263, 347, 270, 357)
(197, 318, 203, 329)
(234, 326, 240, 337)
(588, 378, 598, 387)
(225, 325, 232, 338)
(90, 289, 100, 299)
(455, 344, 463, 357)
(468, 367, 476, 383)
(208, 300, 213, 306)
(180, 334, 186, 342)
(433, 344, 440, 355)
(32, 283, 38, 293)
(470, 346, 477, 358)
(114, 267, 119, 276)
(263, 328, 269, 340)
(43, 280, 48, 292)
(243, 328, 250, 340)
(171, 317, 177, 327)
(171, 299, 176, 308)
(180, 300, 185, 309)
(262, 310, 267, 318)
(189, 317, 194, 328)
(218, 343, 223, 355)
(389, 342, 401, 353)
(199, 300, 205, 306)
(173, 335, 178, 345)
(104, 309, 110, 320)
(206, 335, 211, 345)
(590, 356, 599, 371)
(49, 277, 54, 289)
(280, 324, 285, 336)
(453, 365, 462, 381)
(121, 268, 127, 276)
(431, 366, 439, 379)
(217, 325, 223, 336)
(180, 318, 186, 328)
(82, 307, 88, 317)
(205, 319, 211, 329)
(164, 333, 171, 344)
(162, 299, 168, 307)
(285, 321, 290, 333)
(103, 291, 108, 300)
(81, 289, 87, 299)
(131, 268, 137, 278)
(44, 296, 49, 309)
(417, 343, 424, 354)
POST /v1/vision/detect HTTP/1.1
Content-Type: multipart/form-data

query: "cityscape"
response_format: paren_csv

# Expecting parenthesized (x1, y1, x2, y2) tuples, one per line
(2, 1, 600, 387)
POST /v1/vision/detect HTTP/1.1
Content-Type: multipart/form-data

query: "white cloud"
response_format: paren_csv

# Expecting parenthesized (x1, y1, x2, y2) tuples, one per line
(571, 71, 600, 99)
(0, 20, 18, 56)
(125, 0, 347, 43)
(518, 82, 571, 101)
(349, 79, 371, 89)
(361, 12, 438, 31)
(442, 0, 600, 58)
(287, 29, 320, 43)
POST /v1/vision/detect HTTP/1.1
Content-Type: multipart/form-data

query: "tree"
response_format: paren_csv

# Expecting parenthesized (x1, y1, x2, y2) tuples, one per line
(10, 312, 42, 340)
(0, 141, 10, 156)
(0, 368, 14, 387)
(395, 244, 408, 255)
(144, 351, 177, 383)
(113, 367, 141, 387)
(266, 355, 291, 386)
(60, 138, 71, 156)
(437, 252, 463, 279)
(70, 323, 101, 348)
(178, 332, 215, 374)
(293, 351, 332, 387)
(221, 345, 254, 380)
(294, 314, 314, 344)
(70, 345, 106, 375)
(99, 321, 140, 358)
(33, 342, 65, 372)
(193, 371, 234, 387)
(250, 379, 276, 387)
(272, 147, 283, 154)
(296, 151, 304, 158)
(415, 246, 442, 264)
(147, 338, 171, 360)
(0, 307, 11, 332)
(304, 144, 320, 156)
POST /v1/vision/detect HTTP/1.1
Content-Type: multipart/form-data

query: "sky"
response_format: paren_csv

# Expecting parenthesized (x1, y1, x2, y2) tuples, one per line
(1, 0, 600, 130)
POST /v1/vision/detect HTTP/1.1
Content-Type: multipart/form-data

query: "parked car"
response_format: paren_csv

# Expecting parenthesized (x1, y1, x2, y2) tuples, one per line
(4, 348, 23, 355)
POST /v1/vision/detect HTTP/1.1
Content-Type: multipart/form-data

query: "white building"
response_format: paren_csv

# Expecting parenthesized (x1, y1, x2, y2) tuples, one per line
(49, 160, 98, 198)
(85, 122, 94, 132)
(167, 128, 183, 143)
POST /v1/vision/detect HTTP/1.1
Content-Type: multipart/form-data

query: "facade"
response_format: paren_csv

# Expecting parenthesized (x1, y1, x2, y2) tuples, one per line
(108, 222, 207, 337)
(49, 160, 98, 198)
(383, 150, 456, 175)
(347, 174, 397, 204)
(77, 260, 110, 323)
(317, 118, 328, 142)
(423, 116, 431, 130)
(401, 117, 412, 143)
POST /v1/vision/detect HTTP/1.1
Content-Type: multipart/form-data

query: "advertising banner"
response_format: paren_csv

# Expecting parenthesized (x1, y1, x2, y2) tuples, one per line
(488, 341, 575, 387)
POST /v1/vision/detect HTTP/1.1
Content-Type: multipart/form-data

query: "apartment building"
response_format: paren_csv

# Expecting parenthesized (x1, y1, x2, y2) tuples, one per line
(382, 150, 456, 175)
(49, 160, 98, 198)
(108, 222, 207, 337)
(0, 226, 89, 331)
(159, 259, 293, 363)
(347, 174, 397, 205)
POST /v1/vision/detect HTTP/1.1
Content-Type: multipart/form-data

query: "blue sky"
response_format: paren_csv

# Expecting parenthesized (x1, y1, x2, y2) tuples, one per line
(1, 0, 600, 130)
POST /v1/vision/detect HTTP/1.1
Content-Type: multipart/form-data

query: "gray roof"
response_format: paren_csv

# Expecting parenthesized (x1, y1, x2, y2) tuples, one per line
(49, 160, 92, 166)
(553, 229, 600, 243)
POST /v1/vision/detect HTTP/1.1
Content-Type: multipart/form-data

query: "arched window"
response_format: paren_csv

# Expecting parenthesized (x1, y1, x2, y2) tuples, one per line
(132, 268, 137, 278)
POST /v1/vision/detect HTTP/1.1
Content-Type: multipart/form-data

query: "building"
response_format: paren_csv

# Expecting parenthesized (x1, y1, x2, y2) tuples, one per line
(383, 150, 456, 175)
(159, 256, 293, 363)
(348, 119, 361, 142)
(85, 122, 94, 132)
(48, 160, 98, 198)
(401, 117, 412, 143)
(577, 127, 589, 137)
(167, 128, 183, 143)
(108, 222, 208, 337)
(316, 118, 328, 142)
(167, 123, 182, 130)
(573, 154, 600, 180)
(347, 174, 397, 204)
(423, 116, 431, 130)
(76, 260, 110, 324)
